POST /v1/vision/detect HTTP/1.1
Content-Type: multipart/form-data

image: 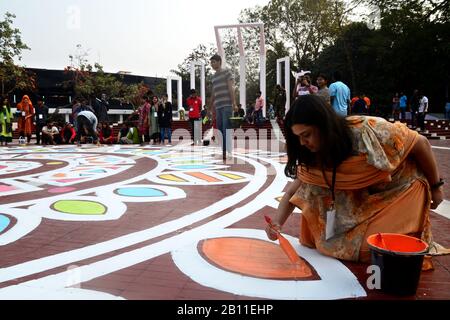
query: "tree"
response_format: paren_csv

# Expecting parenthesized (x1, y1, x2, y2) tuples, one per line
(362, 0, 449, 25)
(122, 82, 151, 110)
(64, 44, 127, 102)
(0, 12, 35, 95)
(239, 0, 346, 68)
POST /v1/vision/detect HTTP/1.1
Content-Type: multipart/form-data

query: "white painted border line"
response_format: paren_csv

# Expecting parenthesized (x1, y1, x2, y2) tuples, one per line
(0, 153, 284, 290)
(0, 154, 268, 283)
(431, 146, 450, 150)
(434, 200, 450, 220)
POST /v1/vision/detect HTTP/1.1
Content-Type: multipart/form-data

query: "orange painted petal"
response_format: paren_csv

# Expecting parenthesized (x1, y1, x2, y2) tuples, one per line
(201, 237, 315, 280)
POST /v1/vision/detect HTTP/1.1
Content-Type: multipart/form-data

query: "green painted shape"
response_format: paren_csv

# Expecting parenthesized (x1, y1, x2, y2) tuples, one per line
(53, 200, 106, 215)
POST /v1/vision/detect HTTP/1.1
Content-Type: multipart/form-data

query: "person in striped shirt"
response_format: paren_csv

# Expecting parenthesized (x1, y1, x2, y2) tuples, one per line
(210, 54, 237, 160)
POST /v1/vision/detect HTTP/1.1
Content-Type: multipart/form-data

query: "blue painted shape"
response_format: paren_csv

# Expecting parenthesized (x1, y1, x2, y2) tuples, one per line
(142, 151, 166, 155)
(88, 169, 107, 173)
(173, 165, 211, 170)
(117, 187, 165, 197)
(0, 215, 10, 234)
(105, 157, 120, 163)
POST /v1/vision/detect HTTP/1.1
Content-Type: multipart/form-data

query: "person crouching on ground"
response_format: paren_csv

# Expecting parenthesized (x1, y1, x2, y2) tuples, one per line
(265, 95, 444, 265)
(61, 122, 76, 144)
(75, 110, 100, 146)
(99, 122, 115, 144)
(41, 121, 61, 145)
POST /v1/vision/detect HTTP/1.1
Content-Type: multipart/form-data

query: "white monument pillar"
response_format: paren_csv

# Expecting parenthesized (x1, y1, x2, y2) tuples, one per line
(237, 28, 246, 110)
(189, 61, 206, 106)
(214, 23, 266, 114)
(259, 26, 266, 117)
(166, 75, 183, 112)
(276, 57, 291, 114)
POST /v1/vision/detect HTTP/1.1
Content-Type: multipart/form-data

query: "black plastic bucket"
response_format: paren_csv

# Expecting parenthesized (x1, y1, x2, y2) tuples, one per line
(367, 233, 428, 296)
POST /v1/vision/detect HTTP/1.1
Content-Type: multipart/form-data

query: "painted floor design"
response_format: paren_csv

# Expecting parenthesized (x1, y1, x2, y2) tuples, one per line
(0, 142, 449, 300)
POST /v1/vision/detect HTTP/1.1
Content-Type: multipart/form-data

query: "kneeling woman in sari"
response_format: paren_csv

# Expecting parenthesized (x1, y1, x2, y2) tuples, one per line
(266, 95, 444, 266)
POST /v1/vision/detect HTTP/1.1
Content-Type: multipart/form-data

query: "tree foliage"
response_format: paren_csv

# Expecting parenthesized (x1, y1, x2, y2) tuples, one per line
(239, 0, 346, 68)
(175, 0, 449, 112)
(64, 44, 127, 101)
(315, 0, 449, 110)
(0, 12, 35, 95)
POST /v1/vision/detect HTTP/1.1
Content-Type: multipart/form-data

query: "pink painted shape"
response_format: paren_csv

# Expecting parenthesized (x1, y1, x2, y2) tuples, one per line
(0, 165, 7, 170)
(48, 187, 77, 193)
(0, 185, 17, 192)
(54, 178, 85, 183)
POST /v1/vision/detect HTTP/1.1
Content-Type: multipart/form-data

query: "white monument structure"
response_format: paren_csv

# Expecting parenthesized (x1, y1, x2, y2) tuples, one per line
(166, 75, 183, 113)
(214, 23, 266, 116)
(189, 61, 206, 106)
(276, 56, 291, 115)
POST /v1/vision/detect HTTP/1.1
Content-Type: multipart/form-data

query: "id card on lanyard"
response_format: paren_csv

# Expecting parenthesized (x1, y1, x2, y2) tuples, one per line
(325, 165, 337, 241)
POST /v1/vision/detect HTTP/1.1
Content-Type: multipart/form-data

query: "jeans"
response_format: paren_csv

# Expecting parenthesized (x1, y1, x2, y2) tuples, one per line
(35, 124, 44, 144)
(215, 107, 232, 156)
(160, 127, 172, 143)
(445, 103, 450, 120)
(400, 107, 406, 121)
(189, 118, 201, 144)
(418, 112, 426, 130)
(75, 115, 98, 143)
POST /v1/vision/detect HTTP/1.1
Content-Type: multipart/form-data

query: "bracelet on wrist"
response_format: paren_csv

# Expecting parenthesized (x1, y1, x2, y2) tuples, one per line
(430, 178, 444, 190)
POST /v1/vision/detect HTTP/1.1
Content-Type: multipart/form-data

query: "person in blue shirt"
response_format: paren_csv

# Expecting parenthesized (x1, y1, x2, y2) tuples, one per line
(329, 71, 350, 117)
(445, 100, 450, 120)
(399, 92, 408, 121)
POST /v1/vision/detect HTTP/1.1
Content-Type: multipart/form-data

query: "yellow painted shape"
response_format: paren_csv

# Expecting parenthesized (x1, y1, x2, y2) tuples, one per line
(217, 172, 244, 180)
(158, 174, 187, 182)
(47, 162, 64, 165)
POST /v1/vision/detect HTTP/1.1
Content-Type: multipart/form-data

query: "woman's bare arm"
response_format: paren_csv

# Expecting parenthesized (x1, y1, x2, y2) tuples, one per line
(410, 134, 444, 209)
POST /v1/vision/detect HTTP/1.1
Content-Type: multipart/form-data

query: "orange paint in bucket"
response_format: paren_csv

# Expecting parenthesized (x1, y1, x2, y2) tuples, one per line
(367, 233, 428, 296)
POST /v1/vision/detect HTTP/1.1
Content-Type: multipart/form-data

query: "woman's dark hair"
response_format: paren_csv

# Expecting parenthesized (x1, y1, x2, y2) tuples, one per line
(102, 122, 112, 137)
(2, 96, 11, 110)
(284, 95, 353, 178)
(317, 73, 328, 82)
(210, 54, 222, 63)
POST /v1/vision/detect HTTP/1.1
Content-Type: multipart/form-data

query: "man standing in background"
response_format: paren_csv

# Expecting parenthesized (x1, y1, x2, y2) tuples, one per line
(187, 89, 202, 146)
(329, 71, 350, 117)
(399, 92, 408, 121)
(417, 92, 428, 131)
(273, 84, 286, 120)
(210, 54, 237, 160)
(34, 96, 48, 145)
(95, 93, 109, 123)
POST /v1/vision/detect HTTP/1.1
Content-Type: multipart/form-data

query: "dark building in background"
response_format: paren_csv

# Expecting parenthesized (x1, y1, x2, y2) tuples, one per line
(11, 68, 166, 109)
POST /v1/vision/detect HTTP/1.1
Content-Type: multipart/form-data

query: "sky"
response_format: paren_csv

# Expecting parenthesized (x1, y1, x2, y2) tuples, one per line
(0, 0, 271, 78)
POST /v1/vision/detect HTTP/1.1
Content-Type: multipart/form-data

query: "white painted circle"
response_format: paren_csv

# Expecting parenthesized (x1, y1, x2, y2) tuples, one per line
(172, 228, 366, 300)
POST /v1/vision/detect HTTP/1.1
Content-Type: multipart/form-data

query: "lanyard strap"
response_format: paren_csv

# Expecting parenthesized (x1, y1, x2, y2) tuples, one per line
(320, 164, 337, 209)
(331, 164, 337, 205)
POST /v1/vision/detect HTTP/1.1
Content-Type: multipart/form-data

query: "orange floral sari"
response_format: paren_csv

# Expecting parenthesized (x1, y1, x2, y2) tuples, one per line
(17, 95, 35, 135)
(290, 116, 432, 263)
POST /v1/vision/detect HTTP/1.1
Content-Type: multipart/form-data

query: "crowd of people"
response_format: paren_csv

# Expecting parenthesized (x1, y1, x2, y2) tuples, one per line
(0, 92, 177, 147)
(1, 63, 446, 151)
